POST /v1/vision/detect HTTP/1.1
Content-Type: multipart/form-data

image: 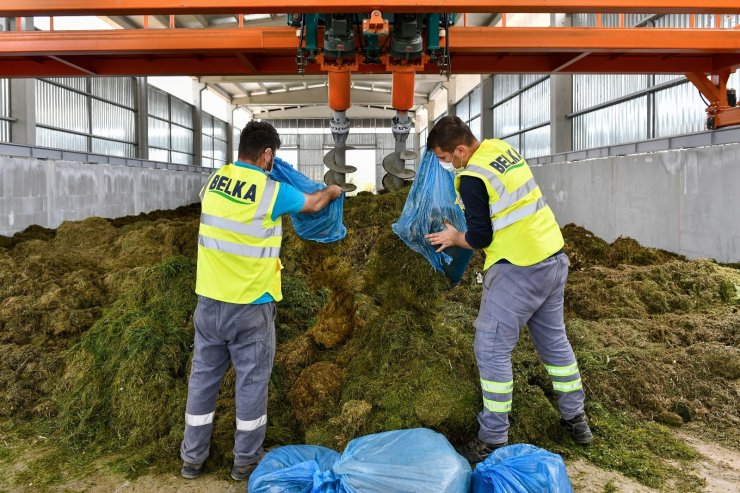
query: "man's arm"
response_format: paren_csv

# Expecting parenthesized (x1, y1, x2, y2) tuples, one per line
(271, 182, 342, 220)
(459, 176, 493, 249)
(300, 185, 343, 214)
(426, 176, 492, 253)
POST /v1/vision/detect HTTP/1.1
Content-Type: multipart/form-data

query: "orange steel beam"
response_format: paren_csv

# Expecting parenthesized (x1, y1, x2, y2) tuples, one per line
(2, 53, 739, 77)
(686, 70, 740, 128)
(0, 27, 738, 77)
(0, 28, 298, 56)
(713, 107, 740, 127)
(448, 27, 740, 53)
(3, 1, 740, 16)
(1, 27, 738, 57)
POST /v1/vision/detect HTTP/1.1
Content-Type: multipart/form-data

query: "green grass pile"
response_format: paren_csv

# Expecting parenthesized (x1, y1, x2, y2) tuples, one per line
(0, 193, 737, 492)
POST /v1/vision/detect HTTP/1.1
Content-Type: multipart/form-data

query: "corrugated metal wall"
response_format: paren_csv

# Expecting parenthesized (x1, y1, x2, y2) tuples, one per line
(297, 133, 326, 182)
(147, 85, 195, 165)
(571, 14, 740, 150)
(492, 74, 550, 158)
(654, 77, 707, 138)
(0, 79, 10, 143)
(455, 85, 482, 140)
(573, 97, 648, 149)
(35, 77, 136, 157)
(572, 72, 739, 149)
(469, 85, 482, 139)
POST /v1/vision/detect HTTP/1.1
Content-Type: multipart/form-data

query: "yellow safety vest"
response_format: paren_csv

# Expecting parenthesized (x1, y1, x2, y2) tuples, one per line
(196, 163, 284, 303)
(454, 139, 563, 269)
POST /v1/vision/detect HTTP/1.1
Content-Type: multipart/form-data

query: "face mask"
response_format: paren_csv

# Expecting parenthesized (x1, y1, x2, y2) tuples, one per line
(438, 148, 463, 171)
(449, 149, 465, 171)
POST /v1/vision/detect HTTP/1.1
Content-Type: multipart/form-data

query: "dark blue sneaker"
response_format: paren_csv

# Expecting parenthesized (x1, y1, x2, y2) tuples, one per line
(562, 413, 593, 444)
(459, 438, 508, 464)
(231, 462, 259, 481)
(180, 461, 204, 479)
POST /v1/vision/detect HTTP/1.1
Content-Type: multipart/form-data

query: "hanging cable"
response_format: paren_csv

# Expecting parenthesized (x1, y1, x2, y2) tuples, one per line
(697, 88, 710, 107)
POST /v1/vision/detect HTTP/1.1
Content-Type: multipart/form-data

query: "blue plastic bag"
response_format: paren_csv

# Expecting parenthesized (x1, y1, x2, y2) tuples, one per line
(269, 157, 346, 243)
(335, 428, 471, 493)
(472, 444, 574, 493)
(248, 445, 341, 493)
(248, 429, 471, 493)
(391, 151, 473, 284)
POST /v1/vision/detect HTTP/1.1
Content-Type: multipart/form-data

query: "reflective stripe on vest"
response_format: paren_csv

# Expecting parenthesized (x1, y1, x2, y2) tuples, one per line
(489, 177, 538, 216)
(200, 212, 282, 239)
(492, 197, 547, 231)
(198, 235, 280, 258)
(465, 164, 544, 231)
(200, 170, 219, 201)
(254, 179, 278, 222)
(465, 164, 506, 199)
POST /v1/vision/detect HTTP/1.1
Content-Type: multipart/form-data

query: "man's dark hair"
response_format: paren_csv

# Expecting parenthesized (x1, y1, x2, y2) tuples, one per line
(426, 116, 476, 153)
(238, 120, 281, 162)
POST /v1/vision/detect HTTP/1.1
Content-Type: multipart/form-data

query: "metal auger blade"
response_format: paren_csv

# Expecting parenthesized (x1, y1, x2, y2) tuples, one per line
(382, 173, 406, 192)
(382, 152, 416, 180)
(323, 148, 358, 174)
(399, 150, 418, 161)
(324, 170, 357, 193)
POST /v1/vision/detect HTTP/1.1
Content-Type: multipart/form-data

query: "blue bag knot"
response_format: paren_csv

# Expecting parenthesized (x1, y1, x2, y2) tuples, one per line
(312, 468, 340, 492)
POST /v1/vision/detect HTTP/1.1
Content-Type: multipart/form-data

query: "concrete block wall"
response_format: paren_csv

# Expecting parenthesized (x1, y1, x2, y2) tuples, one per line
(532, 143, 740, 263)
(0, 156, 209, 236)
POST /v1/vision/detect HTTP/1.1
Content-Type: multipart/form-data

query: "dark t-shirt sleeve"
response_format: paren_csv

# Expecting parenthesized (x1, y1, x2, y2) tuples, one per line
(458, 175, 493, 250)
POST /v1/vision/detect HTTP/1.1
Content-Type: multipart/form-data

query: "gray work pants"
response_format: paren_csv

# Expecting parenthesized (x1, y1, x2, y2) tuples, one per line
(474, 253, 586, 444)
(180, 295, 276, 466)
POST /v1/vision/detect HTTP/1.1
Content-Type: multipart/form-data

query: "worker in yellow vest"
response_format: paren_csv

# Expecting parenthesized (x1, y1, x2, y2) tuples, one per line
(180, 121, 342, 481)
(425, 116, 592, 464)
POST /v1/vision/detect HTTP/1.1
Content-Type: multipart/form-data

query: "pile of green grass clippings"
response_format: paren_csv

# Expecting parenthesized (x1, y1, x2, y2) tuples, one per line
(0, 192, 738, 491)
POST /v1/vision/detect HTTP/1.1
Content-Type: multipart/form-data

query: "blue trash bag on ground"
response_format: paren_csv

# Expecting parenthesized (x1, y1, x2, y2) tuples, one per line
(391, 150, 473, 284)
(248, 429, 471, 493)
(472, 444, 574, 493)
(334, 428, 471, 493)
(248, 445, 341, 493)
(269, 156, 346, 243)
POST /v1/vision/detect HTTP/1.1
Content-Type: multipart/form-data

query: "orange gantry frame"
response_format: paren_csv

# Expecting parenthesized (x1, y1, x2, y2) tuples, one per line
(0, 1, 739, 77)
(0, 1, 739, 126)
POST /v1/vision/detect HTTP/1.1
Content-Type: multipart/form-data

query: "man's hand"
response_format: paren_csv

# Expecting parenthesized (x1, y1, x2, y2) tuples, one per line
(425, 221, 465, 253)
(326, 185, 343, 199)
